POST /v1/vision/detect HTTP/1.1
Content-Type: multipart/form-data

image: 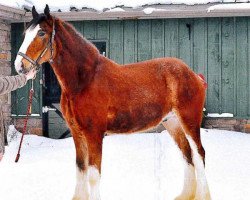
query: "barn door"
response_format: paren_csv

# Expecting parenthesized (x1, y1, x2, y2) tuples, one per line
(42, 62, 69, 139)
(42, 41, 107, 139)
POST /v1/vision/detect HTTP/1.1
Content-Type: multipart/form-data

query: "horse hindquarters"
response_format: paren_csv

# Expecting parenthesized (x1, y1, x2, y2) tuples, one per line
(162, 117, 196, 200)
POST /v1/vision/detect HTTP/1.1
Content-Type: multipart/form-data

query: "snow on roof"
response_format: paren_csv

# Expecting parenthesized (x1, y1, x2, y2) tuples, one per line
(208, 2, 250, 12)
(1, 0, 250, 22)
(0, 0, 249, 12)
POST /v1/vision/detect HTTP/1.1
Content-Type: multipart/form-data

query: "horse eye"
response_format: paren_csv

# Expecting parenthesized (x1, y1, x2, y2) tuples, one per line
(38, 31, 46, 37)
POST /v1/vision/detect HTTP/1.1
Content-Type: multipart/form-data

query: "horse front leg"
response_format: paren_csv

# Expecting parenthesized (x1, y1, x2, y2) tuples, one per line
(72, 132, 89, 200)
(87, 133, 103, 200)
(72, 130, 103, 200)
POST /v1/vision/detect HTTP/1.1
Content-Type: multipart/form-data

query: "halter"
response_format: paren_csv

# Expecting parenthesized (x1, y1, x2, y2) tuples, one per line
(17, 17, 55, 71)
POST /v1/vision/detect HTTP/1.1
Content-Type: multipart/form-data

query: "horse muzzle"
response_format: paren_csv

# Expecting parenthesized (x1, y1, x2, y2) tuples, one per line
(16, 52, 42, 74)
(14, 59, 25, 75)
(16, 62, 30, 75)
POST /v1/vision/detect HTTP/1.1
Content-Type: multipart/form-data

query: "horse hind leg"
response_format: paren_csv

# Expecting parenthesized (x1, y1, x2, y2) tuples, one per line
(174, 106, 211, 200)
(162, 115, 196, 200)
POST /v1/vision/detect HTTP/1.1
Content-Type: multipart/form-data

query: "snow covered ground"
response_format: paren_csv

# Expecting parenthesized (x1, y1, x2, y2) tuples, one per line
(1, 125, 250, 200)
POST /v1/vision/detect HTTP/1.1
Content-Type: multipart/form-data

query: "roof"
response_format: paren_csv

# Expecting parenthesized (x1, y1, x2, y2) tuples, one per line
(1, 1, 250, 23)
(0, 4, 25, 21)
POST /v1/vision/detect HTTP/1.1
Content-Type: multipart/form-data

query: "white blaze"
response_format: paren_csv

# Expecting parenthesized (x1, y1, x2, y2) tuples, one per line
(14, 24, 41, 73)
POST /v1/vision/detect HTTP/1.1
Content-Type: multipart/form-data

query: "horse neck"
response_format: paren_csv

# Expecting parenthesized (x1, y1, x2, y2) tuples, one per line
(51, 20, 99, 95)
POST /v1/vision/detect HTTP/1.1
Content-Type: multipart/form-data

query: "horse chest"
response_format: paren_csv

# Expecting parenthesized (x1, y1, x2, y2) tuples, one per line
(61, 92, 107, 131)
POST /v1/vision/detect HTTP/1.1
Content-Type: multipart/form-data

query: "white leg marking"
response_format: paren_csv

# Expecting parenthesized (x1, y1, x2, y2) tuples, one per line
(73, 166, 101, 200)
(186, 135, 211, 200)
(175, 163, 196, 200)
(88, 166, 101, 200)
(14, 24, 41, 73)
(73, 166, 90, 200)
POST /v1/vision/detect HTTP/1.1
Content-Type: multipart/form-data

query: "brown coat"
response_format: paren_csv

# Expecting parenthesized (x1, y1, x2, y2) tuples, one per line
(0, 74, 27, 95)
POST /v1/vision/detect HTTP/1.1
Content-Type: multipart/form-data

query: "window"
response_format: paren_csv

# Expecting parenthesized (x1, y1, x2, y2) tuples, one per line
(91, 40, 107, 57)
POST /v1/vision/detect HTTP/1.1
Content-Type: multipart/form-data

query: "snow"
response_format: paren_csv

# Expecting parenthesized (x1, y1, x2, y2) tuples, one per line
(208, 2, 250, 12)
(11, 114, 40, 117)
(106, 7, 125, 12)
(0, 0, 32, 9)
(0, 0, 243, 12)
(207, 113, 234, 117)
(1, 125, 250, 200)
(143, 8, 166, 14)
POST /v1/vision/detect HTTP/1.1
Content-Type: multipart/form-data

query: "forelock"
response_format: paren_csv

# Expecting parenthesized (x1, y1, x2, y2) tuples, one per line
(26, 14, 47, 31)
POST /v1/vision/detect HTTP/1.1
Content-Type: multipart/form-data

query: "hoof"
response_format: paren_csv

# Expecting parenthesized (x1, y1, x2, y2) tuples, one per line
(175, 194, 195, 200)
(72, 197, 81, 200)
(194, 192, 211, 200)
(72, 197, 89, 200)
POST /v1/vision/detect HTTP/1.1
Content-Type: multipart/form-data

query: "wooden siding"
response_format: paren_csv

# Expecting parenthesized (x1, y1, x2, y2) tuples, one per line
(11, 18, 250, 118)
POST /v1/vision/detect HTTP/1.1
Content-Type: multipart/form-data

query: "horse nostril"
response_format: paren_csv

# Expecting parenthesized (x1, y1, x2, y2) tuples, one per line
(19, 64, 28, 74)
(18, 69, 24, 74)
(18, 66, 27, 74)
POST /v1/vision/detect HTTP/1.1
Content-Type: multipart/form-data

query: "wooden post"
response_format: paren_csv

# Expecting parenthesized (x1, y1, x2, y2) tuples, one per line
(0, 104, 5, 159)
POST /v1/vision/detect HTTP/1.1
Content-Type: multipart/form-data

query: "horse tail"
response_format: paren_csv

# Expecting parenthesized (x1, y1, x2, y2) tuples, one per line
(197, 73, 207, 89)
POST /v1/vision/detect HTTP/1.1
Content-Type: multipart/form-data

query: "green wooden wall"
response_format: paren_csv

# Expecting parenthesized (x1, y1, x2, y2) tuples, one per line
(11, 17, 250, 118)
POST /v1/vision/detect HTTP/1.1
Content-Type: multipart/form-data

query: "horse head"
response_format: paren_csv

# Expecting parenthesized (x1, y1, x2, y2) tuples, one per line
(15, 5, 55, 74)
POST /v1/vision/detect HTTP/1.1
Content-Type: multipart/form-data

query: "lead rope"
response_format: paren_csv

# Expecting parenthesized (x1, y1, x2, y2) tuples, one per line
(15, 79, 34, 162)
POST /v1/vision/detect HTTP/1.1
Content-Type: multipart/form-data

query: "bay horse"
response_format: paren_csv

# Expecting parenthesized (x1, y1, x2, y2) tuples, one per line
(14, 5, 211, 200)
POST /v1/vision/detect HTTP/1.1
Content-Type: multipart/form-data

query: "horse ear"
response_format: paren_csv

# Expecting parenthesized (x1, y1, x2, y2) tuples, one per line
(44, 4, 50, 17)
(32, 6, 39, 19)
